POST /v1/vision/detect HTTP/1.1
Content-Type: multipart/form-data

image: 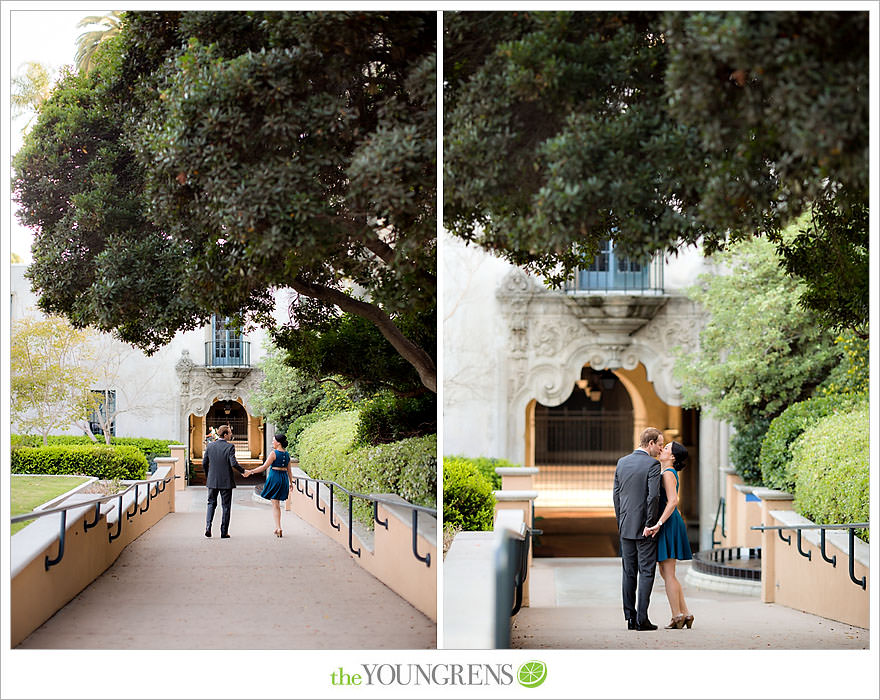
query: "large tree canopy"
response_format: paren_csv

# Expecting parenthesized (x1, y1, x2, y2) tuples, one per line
(14, 11, 437, 391)
(444, 11, 868, 334)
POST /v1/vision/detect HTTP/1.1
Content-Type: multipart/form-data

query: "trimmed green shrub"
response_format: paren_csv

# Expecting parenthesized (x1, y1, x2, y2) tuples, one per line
(729, 418, 771, 485)
(11, 444, 149, 480)
(791, 401, 869, 542)
(355, 391, 437, 446)
(287, 412, 324, 459)
(759, 395, 860, 492)
(10, 435, 175, 471)
(443, 456, 496, 531)
(452, 455, 521, 490)
(297, 410, 437, 527)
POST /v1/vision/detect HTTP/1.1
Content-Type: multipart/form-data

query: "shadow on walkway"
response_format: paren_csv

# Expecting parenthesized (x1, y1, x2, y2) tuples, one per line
(512, 557, 868, 650)
(17, 487, 436, 649)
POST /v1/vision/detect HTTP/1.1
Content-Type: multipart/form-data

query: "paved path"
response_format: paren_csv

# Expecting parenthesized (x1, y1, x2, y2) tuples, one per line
(18, 487, 436, 649)
(511, 557, 868, 649)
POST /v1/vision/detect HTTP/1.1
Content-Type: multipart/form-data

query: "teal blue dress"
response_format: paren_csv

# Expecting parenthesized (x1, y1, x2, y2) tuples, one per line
(260, 449, 291, 501)
(656, 468, 692, 562)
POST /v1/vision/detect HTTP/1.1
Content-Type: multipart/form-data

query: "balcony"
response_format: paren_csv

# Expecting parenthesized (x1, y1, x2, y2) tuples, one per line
(563, 252, 664, 294)
(204, 340, 251, 368)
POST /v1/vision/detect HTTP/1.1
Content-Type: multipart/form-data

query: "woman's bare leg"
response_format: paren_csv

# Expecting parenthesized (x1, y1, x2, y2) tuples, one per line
(658, 559, 682, 617)
(272, 500, 281, 531)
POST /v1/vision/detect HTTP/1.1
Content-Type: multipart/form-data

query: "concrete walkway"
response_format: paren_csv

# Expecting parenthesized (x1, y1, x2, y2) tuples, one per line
(17, 487, 436, 649)
(512, 557, 868, 649)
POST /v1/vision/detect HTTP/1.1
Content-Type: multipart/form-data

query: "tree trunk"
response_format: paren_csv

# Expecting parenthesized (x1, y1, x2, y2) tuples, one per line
(291, 277, 437, 393)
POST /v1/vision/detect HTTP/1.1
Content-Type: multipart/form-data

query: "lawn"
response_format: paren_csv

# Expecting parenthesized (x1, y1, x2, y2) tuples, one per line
(11, 475, 91, 535)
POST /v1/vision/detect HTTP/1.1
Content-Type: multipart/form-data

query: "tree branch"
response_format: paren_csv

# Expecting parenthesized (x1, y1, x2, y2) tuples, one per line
(291, 276, 436, 393)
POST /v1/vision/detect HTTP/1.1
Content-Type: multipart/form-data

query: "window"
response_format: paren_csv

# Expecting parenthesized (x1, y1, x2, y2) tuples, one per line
(567, 240, 661, 293)
(89, 389, 116, 437)
(210, 315, 245, 366)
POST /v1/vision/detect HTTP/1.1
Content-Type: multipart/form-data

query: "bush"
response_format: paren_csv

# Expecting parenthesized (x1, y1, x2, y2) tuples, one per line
(355, 391, 437, 446)
(791, 401, 869, 542)
(729, 417, 771, 485)
(11, 444, 149, 480)
(759, 395, 859, 492)
(10, 435, 175, 472)
(443, 456, 496, 531)
(297, 410, 436, 527)
(444, 455, 522, 490)
(287, 412, 324, 459)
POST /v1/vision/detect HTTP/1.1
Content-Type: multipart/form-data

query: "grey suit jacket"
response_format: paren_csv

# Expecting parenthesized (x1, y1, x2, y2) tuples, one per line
(613, 449, 661, 539)
(203, 439, 244, 489)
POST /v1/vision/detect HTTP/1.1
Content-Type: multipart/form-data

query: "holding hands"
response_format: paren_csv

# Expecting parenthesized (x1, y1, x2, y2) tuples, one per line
(242, 469, 252, 478)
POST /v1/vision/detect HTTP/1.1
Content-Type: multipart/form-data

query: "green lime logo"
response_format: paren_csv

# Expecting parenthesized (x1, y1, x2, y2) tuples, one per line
(517, 660, 547, 688)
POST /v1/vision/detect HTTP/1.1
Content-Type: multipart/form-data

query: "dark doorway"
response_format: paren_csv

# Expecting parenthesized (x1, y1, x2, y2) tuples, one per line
(206, 400, 248, 443)
(533, 368, 633, 557)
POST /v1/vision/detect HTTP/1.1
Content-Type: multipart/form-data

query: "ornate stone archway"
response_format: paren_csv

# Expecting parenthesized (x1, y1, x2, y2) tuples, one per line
(175, 350, 265, 460)
(495, 267, 703, 465)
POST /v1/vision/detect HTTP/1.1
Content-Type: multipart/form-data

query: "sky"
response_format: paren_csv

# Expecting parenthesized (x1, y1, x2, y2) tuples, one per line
(8, 8, 104, 262)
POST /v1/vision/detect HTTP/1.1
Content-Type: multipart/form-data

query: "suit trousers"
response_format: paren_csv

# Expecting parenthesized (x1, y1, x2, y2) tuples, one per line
(206, 488, 233, 535)
(620, 536, 658, 625)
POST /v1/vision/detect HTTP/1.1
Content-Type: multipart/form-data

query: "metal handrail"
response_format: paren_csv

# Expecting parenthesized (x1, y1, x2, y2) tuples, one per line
(712, 496, 727, 547)
(291, 475, 436, 567)
(511, 523, 542, 616)
(11, 472, 177, 571)
(751, 522, 869, 589)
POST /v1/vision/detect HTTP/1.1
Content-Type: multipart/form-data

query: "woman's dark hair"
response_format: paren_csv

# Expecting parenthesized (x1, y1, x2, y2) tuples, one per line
(275, 433, 288, 449)
(671, 441, 688, 471)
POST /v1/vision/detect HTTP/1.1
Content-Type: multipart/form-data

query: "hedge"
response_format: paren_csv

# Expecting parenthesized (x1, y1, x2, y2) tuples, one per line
(354, 391, 437, 446)
(791, 401, 869, 542)
(759, 395, 859, 492)
(297, 411, 436, 527)
(446, 455, 522, 490)
(729, 417, 771, 485)
(287, 412, 324, 459)
(11, 444, 149, 481)
(443, 457, 495, 532)
(11, 435, 175, 471)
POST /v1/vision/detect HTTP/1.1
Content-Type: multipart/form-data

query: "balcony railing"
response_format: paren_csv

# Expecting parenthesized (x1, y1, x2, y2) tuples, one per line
(204, 340, 250, 367)
(564, 253, 664, 294)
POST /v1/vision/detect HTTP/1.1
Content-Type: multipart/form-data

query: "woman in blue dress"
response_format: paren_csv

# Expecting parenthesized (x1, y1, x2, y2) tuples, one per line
(242, 433, 292, 537)
(645, 441, 694, 629)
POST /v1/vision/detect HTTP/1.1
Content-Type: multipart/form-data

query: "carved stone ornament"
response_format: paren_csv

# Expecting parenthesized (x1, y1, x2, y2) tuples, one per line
(177, 350, 263, 417)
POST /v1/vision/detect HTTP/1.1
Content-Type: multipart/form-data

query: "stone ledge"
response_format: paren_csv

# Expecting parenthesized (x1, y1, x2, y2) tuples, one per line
(752, 488, 794, 501)
(494, 490, 539, 501)
(769, 509, 869, 568)
(495, 467, 539, 476)
(685, 567, 761, 597)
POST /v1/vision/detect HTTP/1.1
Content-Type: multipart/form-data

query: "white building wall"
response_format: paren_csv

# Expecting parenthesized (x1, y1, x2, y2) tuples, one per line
(442, 232, 712, 460)
(10, 264, 284, 442)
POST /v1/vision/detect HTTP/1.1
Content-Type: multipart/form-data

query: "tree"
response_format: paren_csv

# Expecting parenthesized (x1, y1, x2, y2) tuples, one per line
(444, 11, 868, 333)
(11, 61, 53, 132)
(73, 339, 163, 444)
(673, 229, 839, 430)
(75, 11, 124, 74)
(14, 11, 437, 392)
(249, 343, 325, 435)
(11, 316, 97, 445)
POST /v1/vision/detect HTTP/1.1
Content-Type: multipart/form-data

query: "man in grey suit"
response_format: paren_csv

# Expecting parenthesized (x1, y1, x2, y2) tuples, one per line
(613, 426, 663, 630)
(203, 424, 245, 538)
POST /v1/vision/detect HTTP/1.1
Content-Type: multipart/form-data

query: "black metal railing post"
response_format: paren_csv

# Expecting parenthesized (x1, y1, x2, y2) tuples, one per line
(751, 523, 868, 589)
(44, 511, 67, 570)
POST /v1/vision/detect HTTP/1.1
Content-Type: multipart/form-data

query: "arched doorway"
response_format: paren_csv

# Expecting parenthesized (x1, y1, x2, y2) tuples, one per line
(527, 363, 699, 557)
(206, 399, 249, 445)
(533, 367, 632, 508)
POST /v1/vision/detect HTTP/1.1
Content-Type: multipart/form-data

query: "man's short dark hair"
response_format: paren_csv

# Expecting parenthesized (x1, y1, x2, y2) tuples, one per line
(639, 427, 662, 447)
(217, 425, 232, 439)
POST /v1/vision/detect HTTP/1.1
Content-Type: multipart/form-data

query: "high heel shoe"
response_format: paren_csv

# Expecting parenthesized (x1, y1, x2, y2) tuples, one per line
(683, 614, 694, 629)
(273, 529, 282, 538)
(665, 615, 685, 629)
